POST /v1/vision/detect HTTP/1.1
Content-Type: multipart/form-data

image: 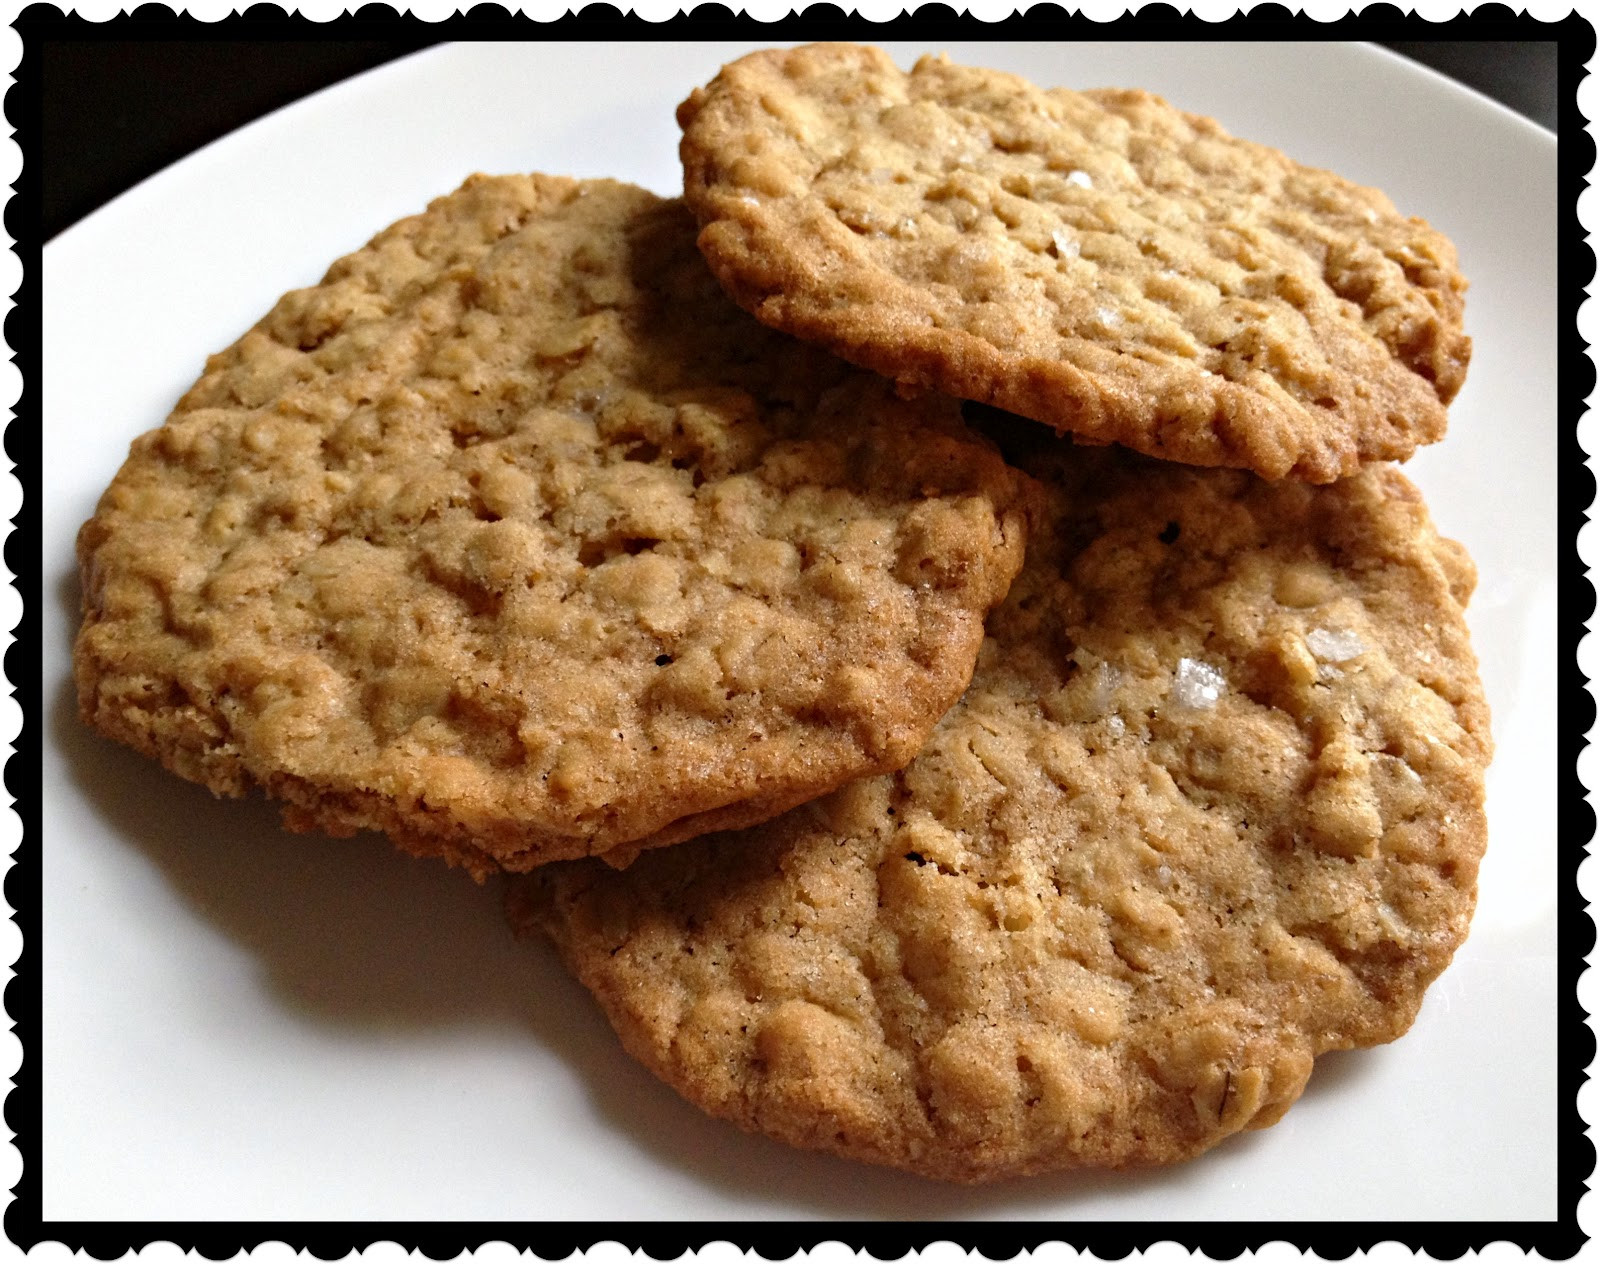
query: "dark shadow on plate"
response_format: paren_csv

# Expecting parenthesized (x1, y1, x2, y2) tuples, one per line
(52, 567, 572, 1036)
(53, 668, 546, 1028)
(1301, 1044, 1388, 1100)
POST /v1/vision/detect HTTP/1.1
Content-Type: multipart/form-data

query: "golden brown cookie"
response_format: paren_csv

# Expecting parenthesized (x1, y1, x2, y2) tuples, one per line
(75, 175, 1034, 877)
(679, 44, 1470, 482)
(513, 441, 1491, 1181)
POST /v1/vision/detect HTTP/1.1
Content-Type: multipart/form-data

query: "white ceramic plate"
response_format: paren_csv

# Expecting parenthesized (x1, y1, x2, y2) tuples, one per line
(40, 40, 1558, 1224)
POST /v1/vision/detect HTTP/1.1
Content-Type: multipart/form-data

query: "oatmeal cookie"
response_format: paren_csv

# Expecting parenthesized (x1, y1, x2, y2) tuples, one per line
(75, 175, 1033, 876)
(513, 442, 1491, 1180)
(679, 44, 1470, 482)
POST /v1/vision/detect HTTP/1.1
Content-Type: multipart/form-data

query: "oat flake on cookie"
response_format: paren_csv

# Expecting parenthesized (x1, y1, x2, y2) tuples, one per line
(679, 43, 1471, 482)
(74, 174, 1034, 877)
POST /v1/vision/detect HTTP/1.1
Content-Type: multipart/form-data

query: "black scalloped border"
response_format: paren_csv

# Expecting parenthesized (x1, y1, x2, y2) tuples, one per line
(6, 4, 1591, 1258)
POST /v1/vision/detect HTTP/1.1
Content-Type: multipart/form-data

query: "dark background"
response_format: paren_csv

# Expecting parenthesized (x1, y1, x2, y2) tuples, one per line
(37, 40, 1558, 243)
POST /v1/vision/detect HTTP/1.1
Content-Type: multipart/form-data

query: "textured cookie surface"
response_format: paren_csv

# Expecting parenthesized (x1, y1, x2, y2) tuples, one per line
(514, 442, 1491, 1181)
(75, 175, 1033, 875)
(679, 44, 1470, 482)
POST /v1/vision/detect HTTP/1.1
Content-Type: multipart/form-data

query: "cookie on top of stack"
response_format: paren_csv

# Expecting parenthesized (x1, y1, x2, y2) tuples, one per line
(76, 42, 1490, 1184)
(675, 42, 1469, 483)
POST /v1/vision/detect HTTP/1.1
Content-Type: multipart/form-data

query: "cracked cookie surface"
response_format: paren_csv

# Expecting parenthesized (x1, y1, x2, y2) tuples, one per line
(679, 43, 1470, 482)
(75, 174, 1033, 876)
(513, 441, 1491, 1180)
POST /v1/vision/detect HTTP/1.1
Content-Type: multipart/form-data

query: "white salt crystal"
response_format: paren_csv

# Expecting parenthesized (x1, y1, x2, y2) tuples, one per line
(1067, 169, 1094, 188)
(1051, 229, 1080, 259)
(1306, 627, 1366, 663)
(1172, 658, 1226, 710)
(1086, 661, 1121, 717)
